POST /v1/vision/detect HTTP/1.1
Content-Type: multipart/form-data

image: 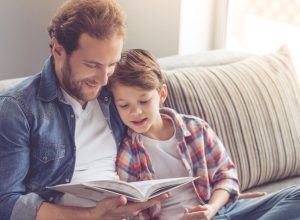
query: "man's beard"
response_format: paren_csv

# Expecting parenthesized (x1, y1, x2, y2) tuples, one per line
(61, 56, 101, 103)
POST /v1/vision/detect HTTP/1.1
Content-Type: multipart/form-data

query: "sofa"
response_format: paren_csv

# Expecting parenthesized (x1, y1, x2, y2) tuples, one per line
(158, 45, 300, 193)
(1, 46, 300, 194)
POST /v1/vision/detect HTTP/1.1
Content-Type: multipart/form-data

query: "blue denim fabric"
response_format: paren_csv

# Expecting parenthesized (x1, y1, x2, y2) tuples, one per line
(0, 57, 126, 220)
(214, 185, 300, 220)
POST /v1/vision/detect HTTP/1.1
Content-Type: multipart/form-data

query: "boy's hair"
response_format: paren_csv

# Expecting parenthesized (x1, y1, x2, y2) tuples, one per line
(48, 0, 126, 54)
(109, 49, 164, 90)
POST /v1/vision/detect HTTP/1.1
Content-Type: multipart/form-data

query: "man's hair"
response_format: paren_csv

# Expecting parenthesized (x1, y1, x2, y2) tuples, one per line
(108, 49, 164, 90)
(48, 0, 126, 54)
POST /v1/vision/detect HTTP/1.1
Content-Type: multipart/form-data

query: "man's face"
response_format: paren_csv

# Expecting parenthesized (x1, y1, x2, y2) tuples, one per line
(56, 33, 123, 106)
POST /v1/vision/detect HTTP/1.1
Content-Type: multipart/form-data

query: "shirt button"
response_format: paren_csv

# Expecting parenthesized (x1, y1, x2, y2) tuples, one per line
(70, 114, 74, 118)
(42, 156, 48, 161)
(104, 96, 109, 102)
(65, 179, 70, 183)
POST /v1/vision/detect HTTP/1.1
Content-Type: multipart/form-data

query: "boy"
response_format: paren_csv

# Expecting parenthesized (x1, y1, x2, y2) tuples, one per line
(108, 49, 300, 220)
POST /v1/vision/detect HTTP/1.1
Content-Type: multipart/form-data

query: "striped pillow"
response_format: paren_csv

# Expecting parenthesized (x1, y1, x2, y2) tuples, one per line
(163, 46, 300, 191)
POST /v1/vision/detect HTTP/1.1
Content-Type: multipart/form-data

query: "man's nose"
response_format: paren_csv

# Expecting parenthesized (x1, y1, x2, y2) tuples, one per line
(97, 67, 111, 85)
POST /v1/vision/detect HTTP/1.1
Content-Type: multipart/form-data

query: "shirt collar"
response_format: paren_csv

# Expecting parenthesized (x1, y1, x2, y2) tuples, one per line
(37, 56, 62, 102)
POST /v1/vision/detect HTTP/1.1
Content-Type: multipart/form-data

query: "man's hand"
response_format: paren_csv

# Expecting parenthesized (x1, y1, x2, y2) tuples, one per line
(36, 193, 169, 220)
(239, 191, 267, 199)
(89, 193, 170, 220)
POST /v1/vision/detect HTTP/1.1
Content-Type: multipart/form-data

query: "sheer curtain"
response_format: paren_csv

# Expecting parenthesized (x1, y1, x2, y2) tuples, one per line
(226, 0, 300, 75)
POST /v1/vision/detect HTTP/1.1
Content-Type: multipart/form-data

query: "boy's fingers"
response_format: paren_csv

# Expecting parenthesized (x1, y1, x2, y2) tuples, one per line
(183, 210, 208, 219)
(185, 205, 208, 213)
(239, 191, 267, 199)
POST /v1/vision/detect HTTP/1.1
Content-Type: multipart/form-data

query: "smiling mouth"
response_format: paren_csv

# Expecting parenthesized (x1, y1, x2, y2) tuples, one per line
(131, 118, 147, 126)
(85, 81, 100, 88)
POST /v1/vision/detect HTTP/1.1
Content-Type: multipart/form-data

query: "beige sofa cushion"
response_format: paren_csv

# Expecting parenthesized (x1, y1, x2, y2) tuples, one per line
(163, 46, 300, 191)
(0, 77, 26, 94)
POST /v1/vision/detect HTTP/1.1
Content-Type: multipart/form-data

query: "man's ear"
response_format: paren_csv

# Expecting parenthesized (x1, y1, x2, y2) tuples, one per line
(159, 84, 168, 104)
(51, 37, 66, 60)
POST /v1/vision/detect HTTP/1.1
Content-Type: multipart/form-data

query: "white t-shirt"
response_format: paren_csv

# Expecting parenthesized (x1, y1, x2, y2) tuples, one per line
(141, 133, 200, 220)
(55, 90, 119, 207)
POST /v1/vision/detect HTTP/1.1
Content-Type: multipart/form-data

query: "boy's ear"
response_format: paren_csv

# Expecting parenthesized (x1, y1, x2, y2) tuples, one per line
(159, 84, 168, 104)
(51, 37, 66, 61)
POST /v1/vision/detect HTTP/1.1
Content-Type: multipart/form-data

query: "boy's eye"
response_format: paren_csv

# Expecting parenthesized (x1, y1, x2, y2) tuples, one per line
(119, 104, 128, 109)
(140, 100, 149, 104)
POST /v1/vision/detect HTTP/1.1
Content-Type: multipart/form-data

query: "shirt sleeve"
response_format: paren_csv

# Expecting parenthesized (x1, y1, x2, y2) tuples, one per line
(116, 137, 140, 182)
(203, 122, 239, 200)
(0, 97, 45, 220)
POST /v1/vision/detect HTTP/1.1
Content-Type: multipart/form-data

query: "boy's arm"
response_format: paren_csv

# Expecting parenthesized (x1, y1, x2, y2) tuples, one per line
(203, 122, 239, 199)
(180, 189, 230, 220)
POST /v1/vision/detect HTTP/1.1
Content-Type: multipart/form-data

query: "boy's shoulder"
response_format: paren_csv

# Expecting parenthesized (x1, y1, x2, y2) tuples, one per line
(160, 107, 208, 128)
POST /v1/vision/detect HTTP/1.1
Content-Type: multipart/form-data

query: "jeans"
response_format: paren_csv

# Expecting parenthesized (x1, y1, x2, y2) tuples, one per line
(215, 185, 300, 220)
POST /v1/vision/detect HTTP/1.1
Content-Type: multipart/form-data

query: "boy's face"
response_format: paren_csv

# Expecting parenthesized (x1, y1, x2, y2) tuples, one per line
(53, 33, 123, 107)
(112, 83, 167, 136)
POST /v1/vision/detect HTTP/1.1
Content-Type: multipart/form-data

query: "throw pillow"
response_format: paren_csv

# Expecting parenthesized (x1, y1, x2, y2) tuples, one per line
(162, 46, 300, 191)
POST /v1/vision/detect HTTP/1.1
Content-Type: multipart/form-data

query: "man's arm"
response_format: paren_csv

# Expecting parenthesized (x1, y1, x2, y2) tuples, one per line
(0, 97, 34, 220)
(36, 194, 169, 220)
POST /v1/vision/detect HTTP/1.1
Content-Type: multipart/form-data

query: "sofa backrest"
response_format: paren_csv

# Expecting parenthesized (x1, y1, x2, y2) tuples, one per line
(161, 46, 300, 191)
(0, 77, 26, 95)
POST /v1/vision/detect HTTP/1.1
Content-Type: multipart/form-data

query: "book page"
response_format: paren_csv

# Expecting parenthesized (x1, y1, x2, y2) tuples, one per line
(48, 176, 198, 202)
(129, 177, 196, 198)
(49, 183, 113, 202)
(84, 180, 144, 199)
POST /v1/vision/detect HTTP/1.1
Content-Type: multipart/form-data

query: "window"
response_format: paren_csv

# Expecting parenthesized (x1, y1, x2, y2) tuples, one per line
(226, 0, 300, 75)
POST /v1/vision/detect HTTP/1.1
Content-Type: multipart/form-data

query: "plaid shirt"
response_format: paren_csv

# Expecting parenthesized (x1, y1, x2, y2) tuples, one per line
(116, 107, 239, 219)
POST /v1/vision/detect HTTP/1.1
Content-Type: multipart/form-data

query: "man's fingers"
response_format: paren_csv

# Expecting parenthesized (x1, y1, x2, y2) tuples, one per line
(99, 196, 128, 209)
(101, 193, 170, 218)
(239, 191, 267, 199)
(129, 192, 170, 211)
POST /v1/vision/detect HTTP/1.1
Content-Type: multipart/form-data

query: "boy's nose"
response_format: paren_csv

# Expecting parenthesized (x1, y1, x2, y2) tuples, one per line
(130, 106, 143, 115)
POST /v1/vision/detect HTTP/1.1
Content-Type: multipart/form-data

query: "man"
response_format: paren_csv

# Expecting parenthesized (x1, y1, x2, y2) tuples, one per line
(0, 0, 168, 219)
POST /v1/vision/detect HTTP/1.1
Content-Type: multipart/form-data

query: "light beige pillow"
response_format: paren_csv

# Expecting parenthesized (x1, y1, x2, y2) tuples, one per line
(163, 46, 300, 191)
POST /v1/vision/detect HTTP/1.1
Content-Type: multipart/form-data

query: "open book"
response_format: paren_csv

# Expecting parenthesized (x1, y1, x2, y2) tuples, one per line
(48, 176, 198, 202)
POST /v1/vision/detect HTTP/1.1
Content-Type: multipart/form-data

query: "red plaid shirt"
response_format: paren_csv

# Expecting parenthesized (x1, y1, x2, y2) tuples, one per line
(116, 108, 239, 219)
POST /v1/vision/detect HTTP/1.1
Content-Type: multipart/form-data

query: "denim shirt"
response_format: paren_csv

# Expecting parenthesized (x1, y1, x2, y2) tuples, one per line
(0, 57, 125, 220)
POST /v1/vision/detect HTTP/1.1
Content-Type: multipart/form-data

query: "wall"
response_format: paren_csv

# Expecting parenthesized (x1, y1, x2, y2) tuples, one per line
(0, 0, 63, 80)
(117, 0, 181, 58)
(0, 0, 220, 80)
(0, 0, 182, 80)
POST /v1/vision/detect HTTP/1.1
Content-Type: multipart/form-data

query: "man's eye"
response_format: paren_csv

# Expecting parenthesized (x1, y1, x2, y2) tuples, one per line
(85, 63, 98, 69)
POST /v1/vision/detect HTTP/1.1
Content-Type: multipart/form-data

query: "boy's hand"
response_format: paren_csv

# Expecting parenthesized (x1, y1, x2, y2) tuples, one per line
(180, 204, 217, 220)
